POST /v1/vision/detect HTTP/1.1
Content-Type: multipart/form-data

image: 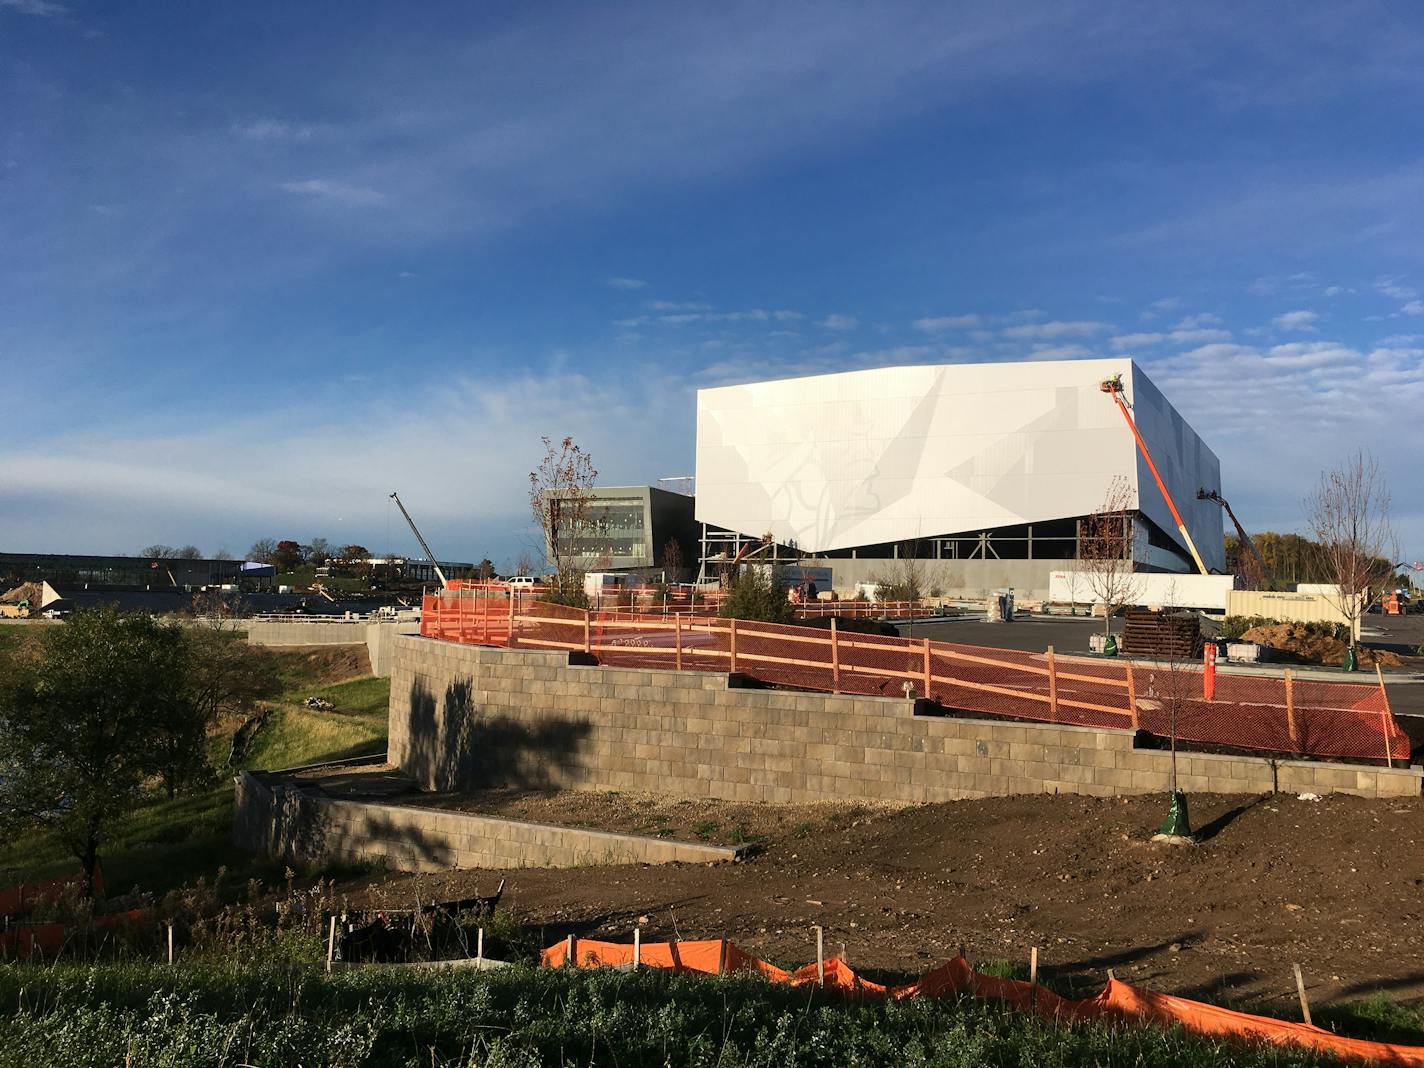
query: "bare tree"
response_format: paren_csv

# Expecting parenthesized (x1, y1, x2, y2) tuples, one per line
(514, 551, 534, 578)
(175, 545, 202, 559)
(247, 538, 277, 563)
(140, 544, 179, 559)
(1078, 476, 1143, 637)
(1304, 449, 1396, 651)
(529, 435, 598, 603)
(662, 537, 684, 583)
(304, 537, 332, 566)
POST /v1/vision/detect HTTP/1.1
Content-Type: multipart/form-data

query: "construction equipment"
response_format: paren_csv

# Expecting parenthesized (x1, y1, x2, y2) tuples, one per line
(389, 491, 449, 589)
(1197, 489, 1271, 588)
(1099, 374, 1209, 576)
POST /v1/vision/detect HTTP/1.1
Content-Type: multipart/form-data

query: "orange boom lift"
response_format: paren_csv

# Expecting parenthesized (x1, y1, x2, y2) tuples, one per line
(1099, 374, 1209, 576)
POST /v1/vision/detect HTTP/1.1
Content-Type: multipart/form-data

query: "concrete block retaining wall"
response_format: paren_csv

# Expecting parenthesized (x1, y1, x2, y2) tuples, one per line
(233, 769, 739, 873)
(388, 636, 1422, 802)
(243, 620, 418, 677)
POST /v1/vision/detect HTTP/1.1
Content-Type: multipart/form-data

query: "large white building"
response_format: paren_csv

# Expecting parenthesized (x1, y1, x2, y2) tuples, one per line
(694, 358, 1224, 598)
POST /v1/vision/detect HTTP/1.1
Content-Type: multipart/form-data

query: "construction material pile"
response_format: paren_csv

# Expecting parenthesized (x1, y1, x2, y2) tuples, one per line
(1121, 610, 1201, 659)
(1241, 624, 1402, 668)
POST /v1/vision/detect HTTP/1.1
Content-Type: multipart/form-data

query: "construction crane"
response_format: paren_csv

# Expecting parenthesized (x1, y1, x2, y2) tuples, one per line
(1098, 374, 1210, 576)
(1196, 489, 1271, 588)
(389, 491, 449, 589)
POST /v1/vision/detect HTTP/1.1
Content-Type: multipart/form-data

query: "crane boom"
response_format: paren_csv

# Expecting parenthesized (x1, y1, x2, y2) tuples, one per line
(389, 492, 449, 589)
(1197, 488, 1271, 587)
(1099, 375, 1210, 577)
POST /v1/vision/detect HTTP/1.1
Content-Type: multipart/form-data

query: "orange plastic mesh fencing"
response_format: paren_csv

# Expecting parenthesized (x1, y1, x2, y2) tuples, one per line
(0, 867, 104, 917)
(543, 939, 1424, 1065)
(421, 592, 1408, 763)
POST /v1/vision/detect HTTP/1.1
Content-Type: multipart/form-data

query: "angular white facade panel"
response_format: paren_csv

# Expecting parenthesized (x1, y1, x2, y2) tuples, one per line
(695, 358, 1223, 570)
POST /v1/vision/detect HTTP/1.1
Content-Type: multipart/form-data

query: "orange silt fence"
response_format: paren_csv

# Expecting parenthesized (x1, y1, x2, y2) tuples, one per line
(543, 939, 1424, 1066)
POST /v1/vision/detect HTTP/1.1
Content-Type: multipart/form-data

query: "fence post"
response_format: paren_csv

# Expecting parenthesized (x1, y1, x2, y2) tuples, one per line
(1284, 670, 1298, 752)
(922, 638, 932, 701)
(1376, 662, 1395, 768)
(675, 613, 683, 671)
(1125, 662, 1138, 730)
(506, 593, 516, 649)
(583, 609, 591, 655)
(1046, 645, 1058, 722)
(729, 617, 738, 673)
(831, 617, 841, 693)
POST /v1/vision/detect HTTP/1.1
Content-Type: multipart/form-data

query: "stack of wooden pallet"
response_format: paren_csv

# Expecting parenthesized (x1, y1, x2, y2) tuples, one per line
(1121, 609, 1201, 659)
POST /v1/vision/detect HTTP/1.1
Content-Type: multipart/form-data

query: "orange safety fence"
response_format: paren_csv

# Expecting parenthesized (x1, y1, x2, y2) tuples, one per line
(0, 908, 147, 960)
(421, 591, 1409, 765)
(0, 867, 104, 917)
(542, 938, 1424, 1066)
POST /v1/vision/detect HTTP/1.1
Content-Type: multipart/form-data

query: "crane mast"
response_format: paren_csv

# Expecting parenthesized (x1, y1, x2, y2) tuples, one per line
(1099, 375, 1210, 577)
(1197, 489, 1271, 588)
(389, 492, 449, 589)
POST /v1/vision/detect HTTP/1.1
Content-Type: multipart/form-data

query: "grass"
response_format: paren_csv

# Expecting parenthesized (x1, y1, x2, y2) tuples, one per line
(0, 961, 1374, 1068)
(0, 646, 391, 897)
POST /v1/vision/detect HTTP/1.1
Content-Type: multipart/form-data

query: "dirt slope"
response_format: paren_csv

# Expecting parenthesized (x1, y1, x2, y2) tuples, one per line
(348, 790, 1424, 1009)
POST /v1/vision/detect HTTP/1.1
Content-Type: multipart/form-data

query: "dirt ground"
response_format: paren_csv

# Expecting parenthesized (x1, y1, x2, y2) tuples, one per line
(343, 788, 1424, 1010)
(270, 643, 372, 684)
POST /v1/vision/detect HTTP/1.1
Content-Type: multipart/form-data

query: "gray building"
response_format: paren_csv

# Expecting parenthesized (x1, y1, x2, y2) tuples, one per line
(544, 485, 697, 578)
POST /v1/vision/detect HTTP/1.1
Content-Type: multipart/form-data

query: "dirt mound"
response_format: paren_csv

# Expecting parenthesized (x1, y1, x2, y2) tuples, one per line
(1240, 624, 1401, 668)
(0, 582, 43, 605)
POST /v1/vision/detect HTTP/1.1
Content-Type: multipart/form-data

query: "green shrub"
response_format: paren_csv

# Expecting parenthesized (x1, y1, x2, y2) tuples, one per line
(718, 569, 791, 624)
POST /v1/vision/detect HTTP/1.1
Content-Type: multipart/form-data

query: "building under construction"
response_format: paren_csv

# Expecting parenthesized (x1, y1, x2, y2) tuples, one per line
(693, 358, 1225, 599)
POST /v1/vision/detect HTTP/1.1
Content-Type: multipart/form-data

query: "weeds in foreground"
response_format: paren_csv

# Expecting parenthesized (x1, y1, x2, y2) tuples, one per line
(0, 962, 1363, 1068)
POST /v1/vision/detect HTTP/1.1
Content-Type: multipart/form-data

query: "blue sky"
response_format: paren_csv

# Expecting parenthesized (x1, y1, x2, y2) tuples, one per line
(3, 1, 1424, 567)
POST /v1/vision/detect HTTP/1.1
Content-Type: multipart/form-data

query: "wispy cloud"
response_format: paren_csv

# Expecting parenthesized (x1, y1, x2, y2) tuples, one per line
(234, 118, 317, 142)
(1028, 343, 1093, 359)
(1271, 309, 1319, 331)
(279, 179, 385, 205)
(647, 300, 712, 311)
(912, 314, 982, 332)
(818, 314, 858, 330)
(0, 0, 67, 16)
(1111, 332, 1164, 349)
(1001, 319, 1109, 340)
(1174, 313, 1221, 329)
(606, 276, 647, 290)
(1405, 301, 1424, 316)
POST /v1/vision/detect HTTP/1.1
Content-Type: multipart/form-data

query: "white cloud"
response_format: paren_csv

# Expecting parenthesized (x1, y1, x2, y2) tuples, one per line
(0, 0, 67, 15)
(647, 300, 712, 311)
(1381, 335, 1424, 346)
(1377, 279, 1419, 301)
(1001, 320, 1109, 340)
(278, 179, 385, 205)
(1404, 301, 1424, 316)
(606, 276, 647, 290)
(640, 308, 802, 326)
(234, 118, 315, 142)
(1110, 333, 1165, 349)
(818, 314, 858, 330)
(1173, 313, 1221, 329)
(1150, 297, 1181, 311)
(1028, 344, 1092, 359)
(1169, 328, 1232, 344)
(912, 314, 982, 332)
(1271, 309, 1319, 331)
